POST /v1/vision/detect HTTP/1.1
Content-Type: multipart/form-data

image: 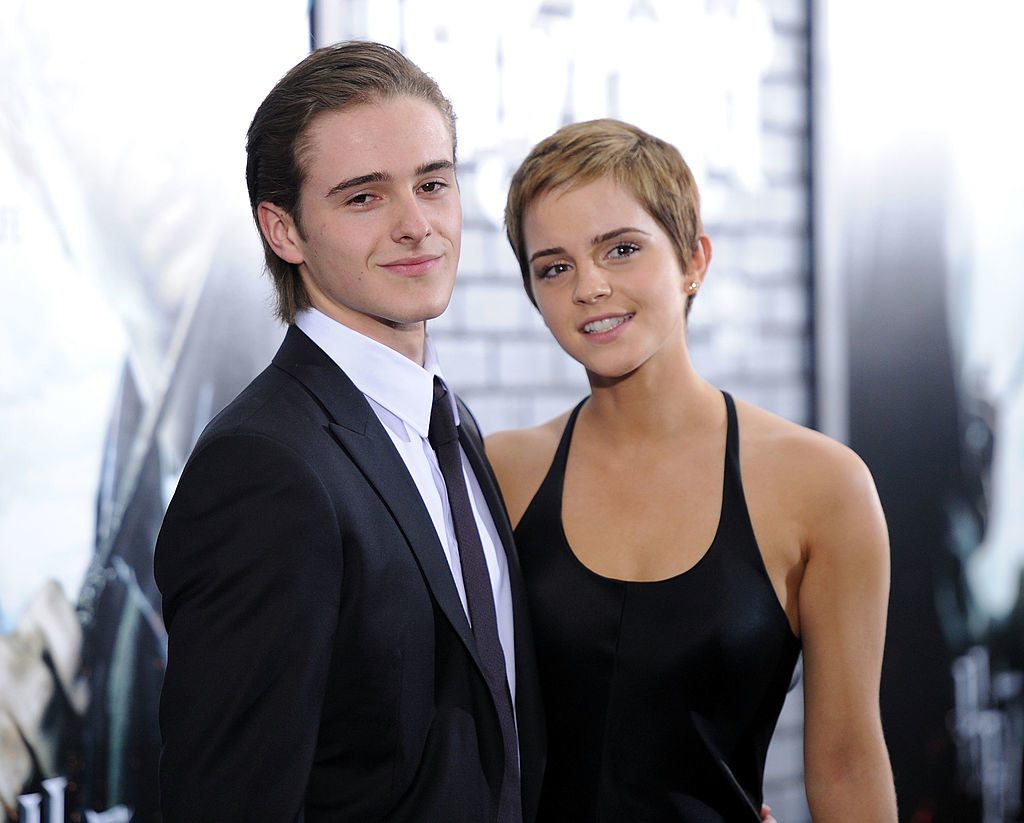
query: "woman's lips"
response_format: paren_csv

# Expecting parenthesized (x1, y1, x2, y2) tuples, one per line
(581, 313, 634, 335)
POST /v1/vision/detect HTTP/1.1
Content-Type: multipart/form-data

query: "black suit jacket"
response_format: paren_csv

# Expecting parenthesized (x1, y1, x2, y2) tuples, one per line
(154, 326, 545, 822)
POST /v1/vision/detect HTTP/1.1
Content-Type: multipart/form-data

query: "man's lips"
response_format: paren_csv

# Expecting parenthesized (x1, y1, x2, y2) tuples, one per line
(581, 313, 635, 334)
(381, 254, 443, 275)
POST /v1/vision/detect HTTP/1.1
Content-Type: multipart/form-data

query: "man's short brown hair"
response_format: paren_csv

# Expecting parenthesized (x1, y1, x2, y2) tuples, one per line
(246, 41, 457, 323)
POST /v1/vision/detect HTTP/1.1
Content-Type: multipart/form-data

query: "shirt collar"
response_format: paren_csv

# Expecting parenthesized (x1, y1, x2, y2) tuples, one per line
(295, 308, 455, 439)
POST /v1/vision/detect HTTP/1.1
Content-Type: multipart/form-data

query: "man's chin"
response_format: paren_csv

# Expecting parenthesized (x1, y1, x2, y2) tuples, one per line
(411, 291, 456, 324)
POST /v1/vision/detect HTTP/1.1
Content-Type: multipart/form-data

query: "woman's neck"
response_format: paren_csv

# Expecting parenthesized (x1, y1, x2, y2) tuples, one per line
(583, 350, 721, 443)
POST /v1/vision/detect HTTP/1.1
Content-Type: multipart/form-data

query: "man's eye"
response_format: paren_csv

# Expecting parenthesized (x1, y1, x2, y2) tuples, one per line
(420, 181, 447, 193)
(347, 193, 374, 206)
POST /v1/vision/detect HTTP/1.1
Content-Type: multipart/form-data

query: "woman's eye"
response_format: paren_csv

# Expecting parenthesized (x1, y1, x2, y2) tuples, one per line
(608, 242, 639, 259)
(536, 262, 569, 280)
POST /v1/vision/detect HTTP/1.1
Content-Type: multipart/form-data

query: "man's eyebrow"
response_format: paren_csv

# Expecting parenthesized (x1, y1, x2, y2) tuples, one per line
(325, 160, 455, 199)
(417, 159, 456, 176)
(528, 227, 649, 264)
(326, 171, 389, 198)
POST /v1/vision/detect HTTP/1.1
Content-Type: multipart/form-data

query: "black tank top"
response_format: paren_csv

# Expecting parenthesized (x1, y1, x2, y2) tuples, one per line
(515, 392, 801, 822)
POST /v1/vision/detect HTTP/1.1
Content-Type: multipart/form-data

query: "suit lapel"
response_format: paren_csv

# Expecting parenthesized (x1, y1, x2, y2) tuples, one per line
(456, 404, 546, 784)
(272, 327, 480, 668)
(457, 421, 516, 570)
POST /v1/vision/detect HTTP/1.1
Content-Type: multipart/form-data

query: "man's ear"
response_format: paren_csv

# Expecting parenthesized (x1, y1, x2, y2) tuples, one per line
(257, 201, 305, 265)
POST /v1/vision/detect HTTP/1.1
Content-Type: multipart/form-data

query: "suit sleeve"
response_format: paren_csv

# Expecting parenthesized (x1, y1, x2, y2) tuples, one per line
(154, 431, 342, 822)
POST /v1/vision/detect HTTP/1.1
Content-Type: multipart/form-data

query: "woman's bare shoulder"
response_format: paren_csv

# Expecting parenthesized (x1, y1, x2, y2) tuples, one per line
(736, 397, 866, 468)
(485, 410, 575, 528)
(734, 397, 882, 526)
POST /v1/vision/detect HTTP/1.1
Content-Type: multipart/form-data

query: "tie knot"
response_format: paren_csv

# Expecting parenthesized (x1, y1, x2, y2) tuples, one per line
(429, 377, 458, 449)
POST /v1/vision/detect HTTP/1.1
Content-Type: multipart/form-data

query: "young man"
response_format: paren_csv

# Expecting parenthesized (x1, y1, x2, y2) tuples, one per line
(154, 42, 544, 822)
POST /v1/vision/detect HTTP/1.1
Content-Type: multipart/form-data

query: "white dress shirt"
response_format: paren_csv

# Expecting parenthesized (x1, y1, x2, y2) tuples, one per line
(295, 309, 516, 703)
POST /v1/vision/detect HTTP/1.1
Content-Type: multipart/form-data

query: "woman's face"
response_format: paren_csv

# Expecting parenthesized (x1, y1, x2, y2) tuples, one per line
(522, 176, 702, 380)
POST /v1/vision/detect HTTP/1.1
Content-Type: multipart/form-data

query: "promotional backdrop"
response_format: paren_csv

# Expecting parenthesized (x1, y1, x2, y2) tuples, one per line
(817, 1, 1024, 819)
(0, 1, 932, 821)
(0, 3, 309, 819)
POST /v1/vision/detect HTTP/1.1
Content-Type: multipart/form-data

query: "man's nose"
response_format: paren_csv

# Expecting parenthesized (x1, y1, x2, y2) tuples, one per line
(391, 194, 432, 244)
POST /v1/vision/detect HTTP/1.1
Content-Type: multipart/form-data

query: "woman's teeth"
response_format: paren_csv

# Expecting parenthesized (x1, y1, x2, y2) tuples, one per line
(584, 314, 633, 334)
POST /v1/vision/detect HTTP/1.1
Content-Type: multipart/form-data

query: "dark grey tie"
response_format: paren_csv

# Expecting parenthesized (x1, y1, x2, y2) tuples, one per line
(428, 377, 521, 823)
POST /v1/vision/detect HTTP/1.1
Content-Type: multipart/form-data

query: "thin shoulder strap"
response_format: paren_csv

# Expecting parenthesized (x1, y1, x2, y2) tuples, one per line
(722, 391, 739, 462)
(513, 397, 587, 537)
(553, 397, 587, 470)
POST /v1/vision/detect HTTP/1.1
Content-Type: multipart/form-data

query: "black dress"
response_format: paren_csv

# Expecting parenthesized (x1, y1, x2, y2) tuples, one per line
(515, 392, 801, 822)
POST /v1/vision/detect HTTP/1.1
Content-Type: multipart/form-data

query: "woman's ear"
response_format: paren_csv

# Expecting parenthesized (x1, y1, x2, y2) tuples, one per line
(684, 235, 712, 291)
(697, 235, 712, 270)
(257, 201, 305, 265)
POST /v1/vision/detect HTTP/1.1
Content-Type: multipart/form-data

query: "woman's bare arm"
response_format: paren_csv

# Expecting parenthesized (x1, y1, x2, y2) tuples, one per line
(798, 442, 897, 821)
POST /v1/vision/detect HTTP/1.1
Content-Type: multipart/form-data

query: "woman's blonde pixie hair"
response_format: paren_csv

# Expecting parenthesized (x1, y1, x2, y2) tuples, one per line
(504, 119, 704, 315)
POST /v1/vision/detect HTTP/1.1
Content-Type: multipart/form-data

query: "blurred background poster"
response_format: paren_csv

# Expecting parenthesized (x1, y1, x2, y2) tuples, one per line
(2, 0, 1023, 820)
(817, 1, 1024, 819)
(0, 2, 308, 819)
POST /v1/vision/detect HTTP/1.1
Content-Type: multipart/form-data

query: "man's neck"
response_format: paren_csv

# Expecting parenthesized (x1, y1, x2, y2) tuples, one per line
(308, 305, 427, 365)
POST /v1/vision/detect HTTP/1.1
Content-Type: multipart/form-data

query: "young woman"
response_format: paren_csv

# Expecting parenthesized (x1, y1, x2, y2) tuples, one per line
(486, 119, 897, 821)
